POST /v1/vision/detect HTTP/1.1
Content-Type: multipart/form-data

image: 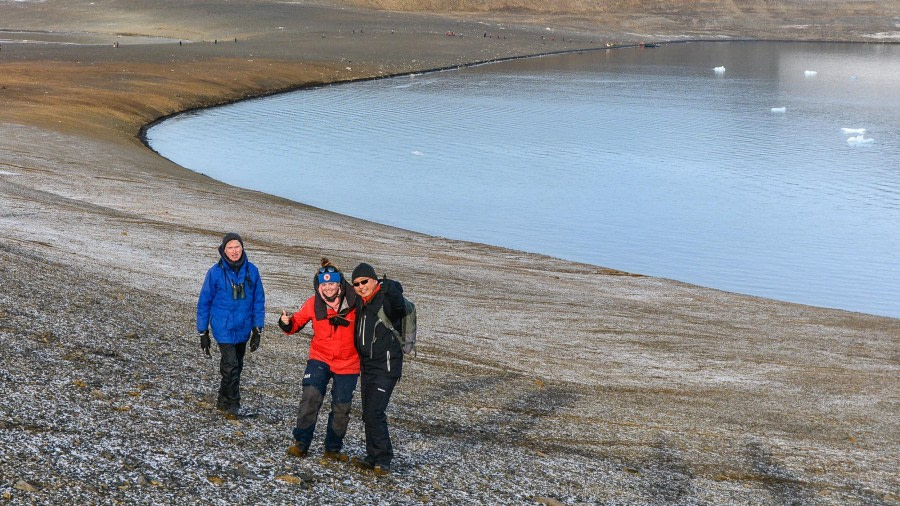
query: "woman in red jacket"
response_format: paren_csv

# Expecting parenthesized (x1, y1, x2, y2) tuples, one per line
(279, 259, 359, 461)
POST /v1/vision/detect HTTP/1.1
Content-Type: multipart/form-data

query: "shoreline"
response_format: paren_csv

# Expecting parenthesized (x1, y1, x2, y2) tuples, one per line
(1, 1, 898, 503)
(140, 39, 897, 320)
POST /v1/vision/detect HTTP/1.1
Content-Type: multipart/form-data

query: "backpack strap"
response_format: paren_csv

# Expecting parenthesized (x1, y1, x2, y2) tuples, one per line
(376, 306, 401, 341)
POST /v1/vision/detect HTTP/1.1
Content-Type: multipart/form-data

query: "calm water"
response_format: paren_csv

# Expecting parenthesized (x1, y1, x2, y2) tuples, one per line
(146, 42, 900, 318)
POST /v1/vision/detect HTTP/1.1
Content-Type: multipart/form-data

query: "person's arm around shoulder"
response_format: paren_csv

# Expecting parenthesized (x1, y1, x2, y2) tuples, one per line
(381, 279, 407, 321)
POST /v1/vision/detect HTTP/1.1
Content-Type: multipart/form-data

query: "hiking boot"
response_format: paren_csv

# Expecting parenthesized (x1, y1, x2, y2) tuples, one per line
(373, 464, 391, 476)
(323, 450, 349, 463)
(287, 443, 308, 458)
(224, 406, 240, 420)
(350, 456, 374, 471)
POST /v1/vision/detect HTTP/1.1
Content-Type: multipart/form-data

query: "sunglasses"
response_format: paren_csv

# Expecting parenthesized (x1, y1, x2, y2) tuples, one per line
(352, 278, 372, 287)
(319, 266, 338, 274)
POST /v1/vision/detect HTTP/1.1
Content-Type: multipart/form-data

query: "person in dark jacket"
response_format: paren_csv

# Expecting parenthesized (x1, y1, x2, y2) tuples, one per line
(196, 232, 266, 419)
(349, 262, 407, 476)
(279, 258, 359, 461)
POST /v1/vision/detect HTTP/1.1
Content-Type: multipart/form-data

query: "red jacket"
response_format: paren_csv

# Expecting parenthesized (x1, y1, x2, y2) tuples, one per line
(283, 295, 360, 374)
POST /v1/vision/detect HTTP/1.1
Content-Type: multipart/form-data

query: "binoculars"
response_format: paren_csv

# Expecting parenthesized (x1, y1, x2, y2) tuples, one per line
(232, 281, 246, 300)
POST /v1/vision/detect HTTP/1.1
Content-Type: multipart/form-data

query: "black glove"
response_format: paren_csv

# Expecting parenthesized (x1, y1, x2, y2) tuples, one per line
(200, 330, 211, 357)
(249, 327, 261, 352)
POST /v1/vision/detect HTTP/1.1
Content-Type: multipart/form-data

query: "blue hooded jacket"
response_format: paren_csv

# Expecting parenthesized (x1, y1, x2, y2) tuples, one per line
(196, 240, 265, 344)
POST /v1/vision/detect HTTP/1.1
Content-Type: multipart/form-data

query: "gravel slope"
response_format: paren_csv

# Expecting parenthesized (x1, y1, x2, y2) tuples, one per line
(1, 1, 898, 504)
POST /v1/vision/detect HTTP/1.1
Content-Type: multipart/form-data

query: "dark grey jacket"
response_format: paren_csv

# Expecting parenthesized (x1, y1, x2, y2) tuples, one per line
(354, 279, 406, 378)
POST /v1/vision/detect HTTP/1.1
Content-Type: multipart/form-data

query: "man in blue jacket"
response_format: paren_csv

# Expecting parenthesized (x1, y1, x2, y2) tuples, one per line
(197, 232, 266, 419)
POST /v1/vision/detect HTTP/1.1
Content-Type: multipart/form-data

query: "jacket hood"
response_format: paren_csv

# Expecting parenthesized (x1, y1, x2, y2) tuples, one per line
(219, 248, 247, 272)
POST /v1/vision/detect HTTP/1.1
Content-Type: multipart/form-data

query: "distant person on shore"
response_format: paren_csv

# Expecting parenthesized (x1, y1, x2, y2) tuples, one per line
(196, 232, 266, 420)
(279, 258, 359, 462)
(349, 262, 408, 476)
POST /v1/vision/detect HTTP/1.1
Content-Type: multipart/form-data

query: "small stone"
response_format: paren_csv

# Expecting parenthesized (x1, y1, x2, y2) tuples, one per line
(534, 497, 564, 506)
(14, 480, 39, 492)
(207, 476, 225, 486)
(232, 463, 257, 479)
(276, 474, 303, 485)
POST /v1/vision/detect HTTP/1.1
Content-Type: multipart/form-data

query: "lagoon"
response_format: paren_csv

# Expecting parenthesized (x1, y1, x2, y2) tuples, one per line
(146, 41, 900, 318)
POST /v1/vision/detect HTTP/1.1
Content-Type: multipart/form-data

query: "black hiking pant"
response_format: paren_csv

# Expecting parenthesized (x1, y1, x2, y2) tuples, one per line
(360, 372, 398, 466)
(217, 342, 246, 409)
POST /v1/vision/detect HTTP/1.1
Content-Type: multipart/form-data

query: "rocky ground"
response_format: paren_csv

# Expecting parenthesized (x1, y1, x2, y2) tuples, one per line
(1, 1, 898, 504)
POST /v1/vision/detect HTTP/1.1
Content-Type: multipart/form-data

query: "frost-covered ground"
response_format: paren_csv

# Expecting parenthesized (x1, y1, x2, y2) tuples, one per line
(1, 123, 898, 504)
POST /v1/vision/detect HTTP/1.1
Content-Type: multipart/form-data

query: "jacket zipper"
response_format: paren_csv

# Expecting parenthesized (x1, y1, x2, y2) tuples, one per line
(371, 318, 382, 359)
(386, 350, 391, 372)
(359, 314, 366, 347)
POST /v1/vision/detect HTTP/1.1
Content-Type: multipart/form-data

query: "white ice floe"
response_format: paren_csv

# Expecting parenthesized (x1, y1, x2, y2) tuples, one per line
(411, 150, 424, 156)
(847, 135, 875, 146)
(804, 70, 818, 77)
(770, 107, 786, 113)
(841, 127, 866, 135)
(713, 66, 726, 73)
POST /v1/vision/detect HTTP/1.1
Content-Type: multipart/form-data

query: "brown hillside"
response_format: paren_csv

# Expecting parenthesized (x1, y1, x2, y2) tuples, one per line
(340, 0, 897, 41)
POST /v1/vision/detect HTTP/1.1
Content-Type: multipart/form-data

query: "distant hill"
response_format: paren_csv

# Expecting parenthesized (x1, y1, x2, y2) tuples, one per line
(337, 0, 898, 42)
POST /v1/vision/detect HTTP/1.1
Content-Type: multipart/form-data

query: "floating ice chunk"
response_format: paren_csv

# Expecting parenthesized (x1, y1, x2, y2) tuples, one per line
(850, 75, 859, 81)
(846, 135, 874, 146)
(770, 107, 786, 113)
(841, 127, 865, 135)
(713, 66, 726, 73)
(804, 70, 818, 77)
(411, 151, 424, 156)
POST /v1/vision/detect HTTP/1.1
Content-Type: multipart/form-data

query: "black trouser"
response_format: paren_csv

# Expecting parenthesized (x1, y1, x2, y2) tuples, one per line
(217, 342, 246, 409)
(360, 372, 398, 466)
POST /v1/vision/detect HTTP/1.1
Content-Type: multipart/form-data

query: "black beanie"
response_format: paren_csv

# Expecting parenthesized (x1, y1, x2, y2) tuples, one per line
(221, 232, 244, 248)
(351, 262, 378, 281)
